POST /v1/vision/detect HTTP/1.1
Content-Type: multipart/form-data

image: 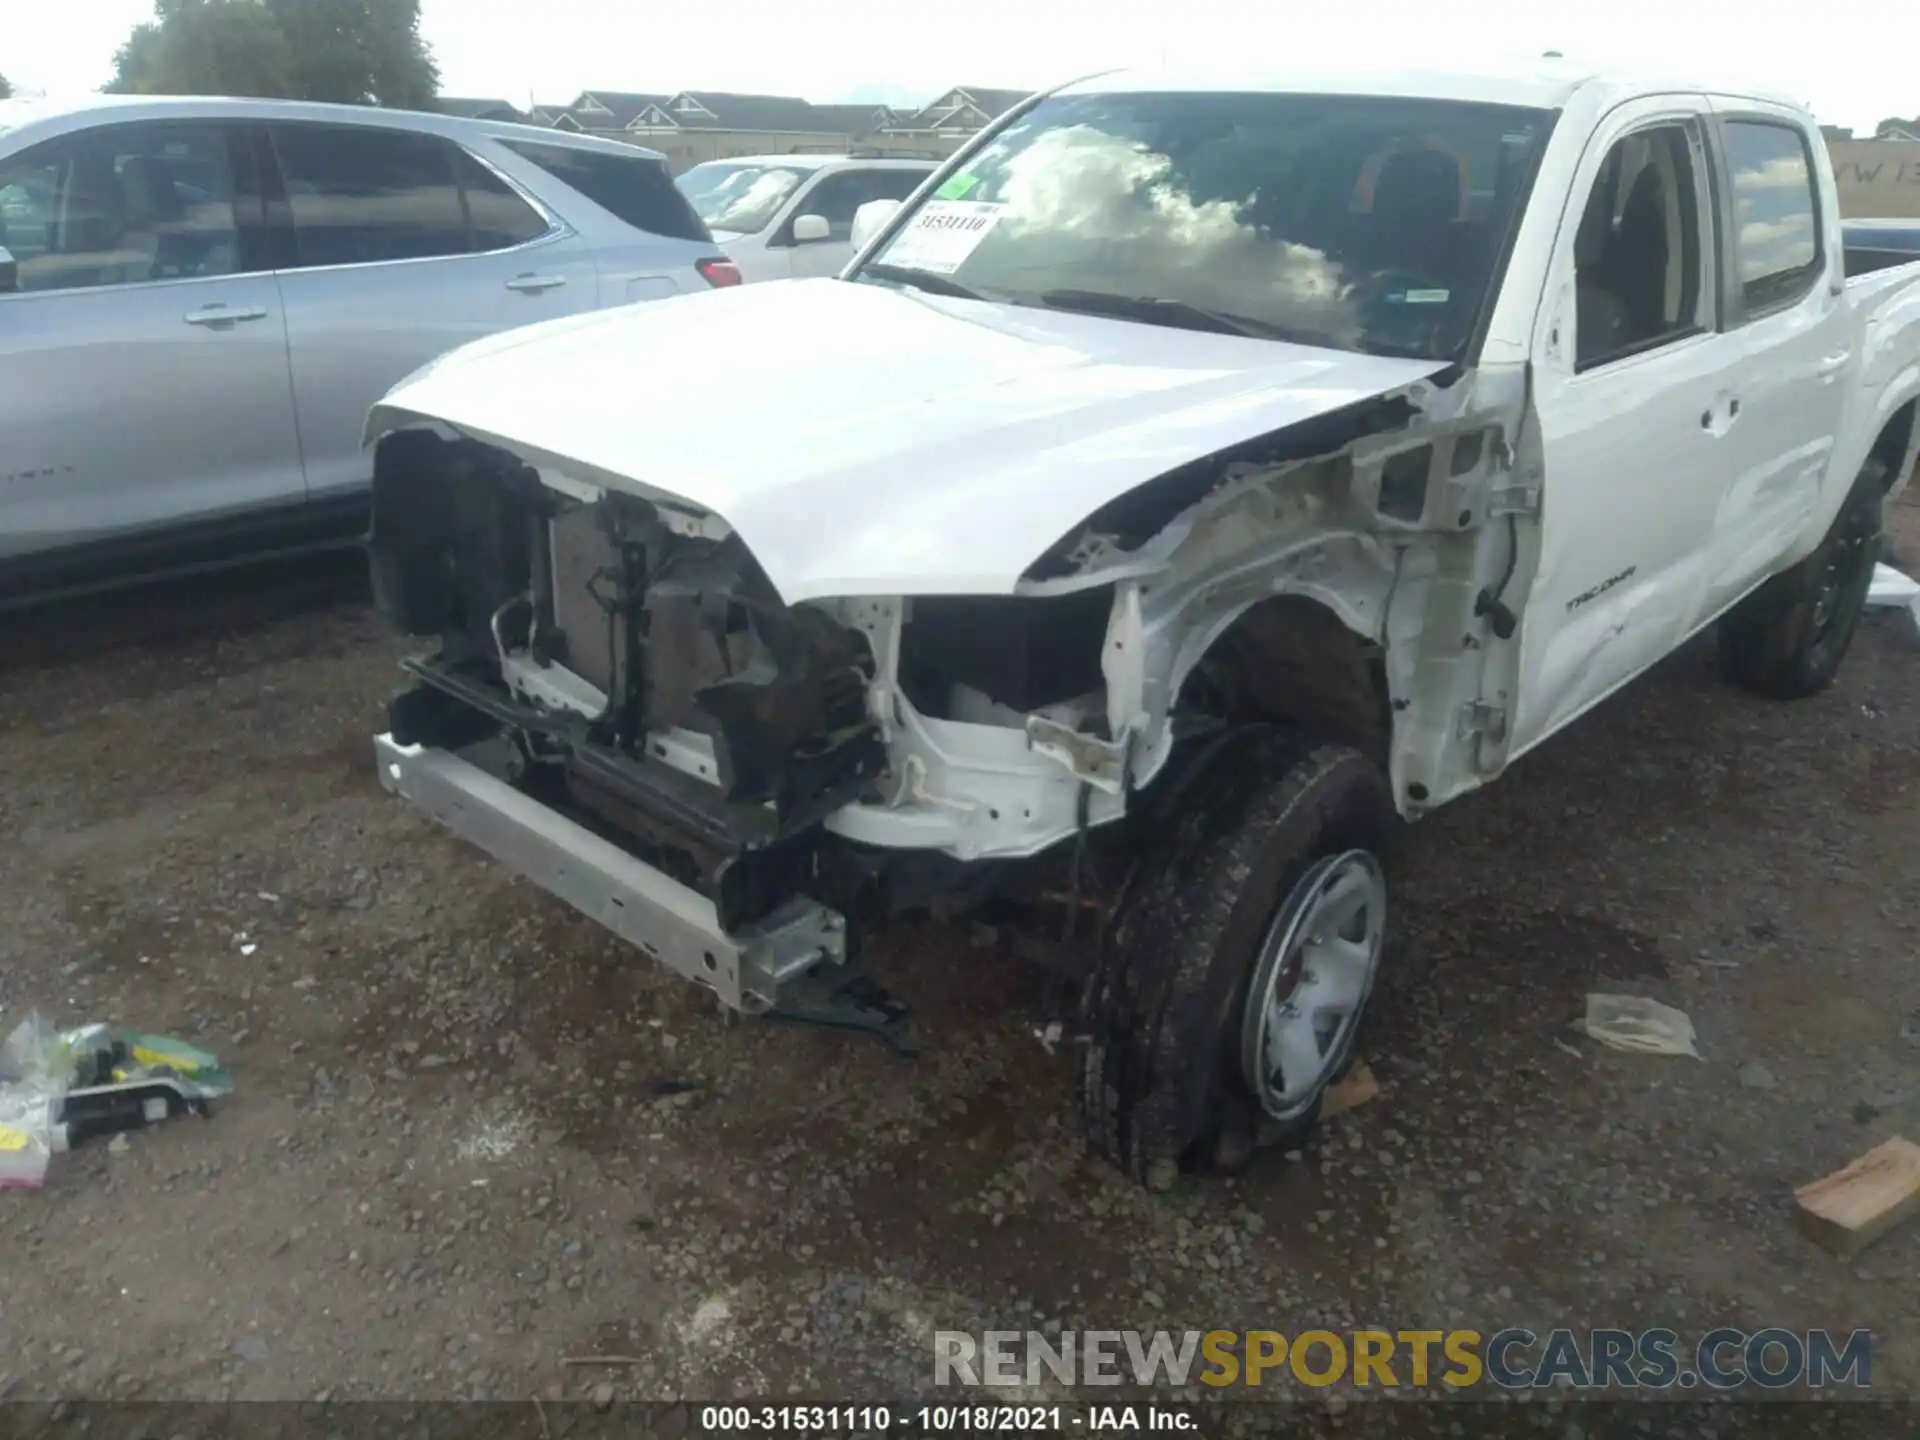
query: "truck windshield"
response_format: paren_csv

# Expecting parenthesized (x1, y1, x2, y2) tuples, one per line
(676, 162, 809, 234)
(854, 90, 1550, 362)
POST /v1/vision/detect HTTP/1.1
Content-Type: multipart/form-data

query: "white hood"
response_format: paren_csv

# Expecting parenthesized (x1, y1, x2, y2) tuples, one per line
(371, 278, 1445, 603)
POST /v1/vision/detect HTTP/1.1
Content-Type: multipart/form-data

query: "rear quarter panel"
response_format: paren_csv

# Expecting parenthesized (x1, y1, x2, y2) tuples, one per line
(1850, 264, 1920, 502)
(473, 136, 709, 305)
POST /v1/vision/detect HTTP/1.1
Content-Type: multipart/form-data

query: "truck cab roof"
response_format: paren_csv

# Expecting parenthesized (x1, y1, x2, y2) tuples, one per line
(1057, 59, 1810, 117)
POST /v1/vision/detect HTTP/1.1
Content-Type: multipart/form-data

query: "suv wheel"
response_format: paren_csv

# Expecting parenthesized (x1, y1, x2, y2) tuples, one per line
(1078, 727, 1395, 1190)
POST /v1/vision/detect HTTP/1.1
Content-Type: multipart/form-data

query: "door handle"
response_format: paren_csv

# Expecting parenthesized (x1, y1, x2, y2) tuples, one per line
(184, 304, 269, 327)
(506, 273, 568, 293)
(1816, 352, 1850, 378)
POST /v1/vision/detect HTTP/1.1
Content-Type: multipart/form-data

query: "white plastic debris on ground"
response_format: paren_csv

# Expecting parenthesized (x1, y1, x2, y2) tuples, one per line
(1869, 563, 1919, 608)
(0, 1015, 73, 1189)
(1576, 994, 1702, 1057)
(1868, 563, 1920, 644)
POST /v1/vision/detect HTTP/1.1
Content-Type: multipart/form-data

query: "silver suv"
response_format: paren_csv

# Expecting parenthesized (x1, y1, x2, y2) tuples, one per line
(0, 95, 737, 602)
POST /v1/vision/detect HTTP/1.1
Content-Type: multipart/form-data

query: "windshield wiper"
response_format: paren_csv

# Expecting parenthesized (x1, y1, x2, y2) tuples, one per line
(1037, 289, 1336, 346)
(859, 263, 988, 301)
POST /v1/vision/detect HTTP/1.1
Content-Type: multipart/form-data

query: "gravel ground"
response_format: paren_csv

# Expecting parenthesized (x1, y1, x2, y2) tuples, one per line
(1, 493, 1917, 1414)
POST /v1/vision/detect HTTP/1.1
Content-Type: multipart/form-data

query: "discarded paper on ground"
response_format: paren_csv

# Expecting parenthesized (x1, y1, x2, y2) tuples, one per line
(1575, 994, 1702, 1057)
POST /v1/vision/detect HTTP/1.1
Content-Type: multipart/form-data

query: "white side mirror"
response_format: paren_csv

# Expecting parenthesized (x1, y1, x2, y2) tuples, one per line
(850, 198, 902, 253)
(790, 213, 830, 244)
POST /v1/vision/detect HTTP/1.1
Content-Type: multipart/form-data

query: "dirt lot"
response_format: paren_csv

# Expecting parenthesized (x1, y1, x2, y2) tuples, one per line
(2, 496, 1918, 1414)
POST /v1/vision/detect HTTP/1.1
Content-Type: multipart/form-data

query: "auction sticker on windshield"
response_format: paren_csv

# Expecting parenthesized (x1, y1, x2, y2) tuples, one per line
(876, 200, 1006, 274)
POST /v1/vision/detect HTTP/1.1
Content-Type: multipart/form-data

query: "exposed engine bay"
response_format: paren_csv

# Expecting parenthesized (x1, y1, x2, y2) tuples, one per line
(371, 432, 873, 937)
(364, 356, 1525, 1024)
(366, 432, 1141, 954)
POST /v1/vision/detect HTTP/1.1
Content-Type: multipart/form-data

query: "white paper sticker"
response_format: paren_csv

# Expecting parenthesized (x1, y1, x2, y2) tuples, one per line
(876, 200, 1007, 275)
(1402, 288, 1451, 304)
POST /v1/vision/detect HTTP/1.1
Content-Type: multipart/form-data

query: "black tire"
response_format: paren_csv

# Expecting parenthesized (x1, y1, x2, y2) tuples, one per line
(1719, 461, 1886, 699)
(1078, 726, 1395, 1190)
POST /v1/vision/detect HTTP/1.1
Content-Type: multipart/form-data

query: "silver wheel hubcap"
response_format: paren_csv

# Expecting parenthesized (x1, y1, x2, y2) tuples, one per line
(1240, 850, 1387, 1121)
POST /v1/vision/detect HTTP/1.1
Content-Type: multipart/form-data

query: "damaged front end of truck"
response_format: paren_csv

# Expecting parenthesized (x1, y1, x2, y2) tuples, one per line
(363, 352, 1537, 1034)
(366, 429, 887, 1025)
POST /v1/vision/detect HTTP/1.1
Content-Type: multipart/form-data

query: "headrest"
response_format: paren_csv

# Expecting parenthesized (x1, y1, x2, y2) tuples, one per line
(118, 155, 181, 221)
(1372, 148, 1461, 223)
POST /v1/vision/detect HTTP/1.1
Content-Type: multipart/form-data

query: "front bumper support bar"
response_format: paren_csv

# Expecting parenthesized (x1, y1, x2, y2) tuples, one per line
(375, 734, 846, 1012)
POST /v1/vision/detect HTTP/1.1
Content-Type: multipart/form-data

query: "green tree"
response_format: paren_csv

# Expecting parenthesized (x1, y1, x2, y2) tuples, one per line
(109, 0, 436, 107)
(109, 1, 293, 99)
(0, 74, 12, 99)
(267, 0, 438, 108)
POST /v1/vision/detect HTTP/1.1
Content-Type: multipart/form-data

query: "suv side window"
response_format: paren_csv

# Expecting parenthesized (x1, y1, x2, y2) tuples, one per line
(1572, 122, 1710, 371)
(794, 170, 888, 241)
(1722, 120, 1821, 313)
(0, 122, 240, 295)
(271, 123, 547, 267)
(500, 140, 710, 243)
(457, 150, 551, 251)
(866, 168, 928, 204)
(273, 124, 465, 266)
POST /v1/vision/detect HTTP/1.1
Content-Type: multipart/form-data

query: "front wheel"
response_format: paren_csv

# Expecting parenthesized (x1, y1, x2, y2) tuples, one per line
(1078, 727, 1395, 1190)
(1719, 460, 1886, 699)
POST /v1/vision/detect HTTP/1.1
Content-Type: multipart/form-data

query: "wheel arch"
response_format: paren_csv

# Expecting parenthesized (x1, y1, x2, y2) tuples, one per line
(1172, 589, 1396, 773)
(1777, 390, 1917, 576)
(1868, 396, 1917, 498)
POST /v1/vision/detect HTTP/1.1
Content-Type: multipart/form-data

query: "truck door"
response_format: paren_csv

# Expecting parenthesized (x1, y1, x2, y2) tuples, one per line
(1509, 97, 1739, 758)
(1694, 103, 1849, 619)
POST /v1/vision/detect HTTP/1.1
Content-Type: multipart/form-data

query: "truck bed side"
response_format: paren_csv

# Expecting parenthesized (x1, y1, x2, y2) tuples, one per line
(1843, 259, 1920, 506)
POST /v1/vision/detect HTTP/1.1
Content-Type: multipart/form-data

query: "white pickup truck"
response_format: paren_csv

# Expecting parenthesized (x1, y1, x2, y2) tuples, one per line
(362, 62, 1920, 1189)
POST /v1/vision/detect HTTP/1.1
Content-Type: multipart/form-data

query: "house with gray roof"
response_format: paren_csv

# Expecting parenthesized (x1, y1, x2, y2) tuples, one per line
(889, 86, 1030, 136)
(552, 90, 672, 131)
(435, 97, 527, 123)
(517, 83, 1026, 171)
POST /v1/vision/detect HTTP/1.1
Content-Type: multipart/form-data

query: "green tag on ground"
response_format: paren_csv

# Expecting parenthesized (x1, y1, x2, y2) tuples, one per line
(935, 172, 980, 200)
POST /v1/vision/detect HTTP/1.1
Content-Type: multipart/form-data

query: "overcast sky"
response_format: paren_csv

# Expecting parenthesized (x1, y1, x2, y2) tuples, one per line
(9, 0, 1912, 131)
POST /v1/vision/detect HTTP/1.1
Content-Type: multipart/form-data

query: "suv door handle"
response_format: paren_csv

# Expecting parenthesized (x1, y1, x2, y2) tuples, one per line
(184, 304, 269, 327)
(506, 273, 568, 293)
(1816, 352, 1850, 378)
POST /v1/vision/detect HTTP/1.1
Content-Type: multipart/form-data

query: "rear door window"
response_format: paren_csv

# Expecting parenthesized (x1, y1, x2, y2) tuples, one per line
(501, 140, 711, 243)
(270, 123, 551, 268)
(1722, 120, 1822, 313)
(273, 123, 466, 266)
